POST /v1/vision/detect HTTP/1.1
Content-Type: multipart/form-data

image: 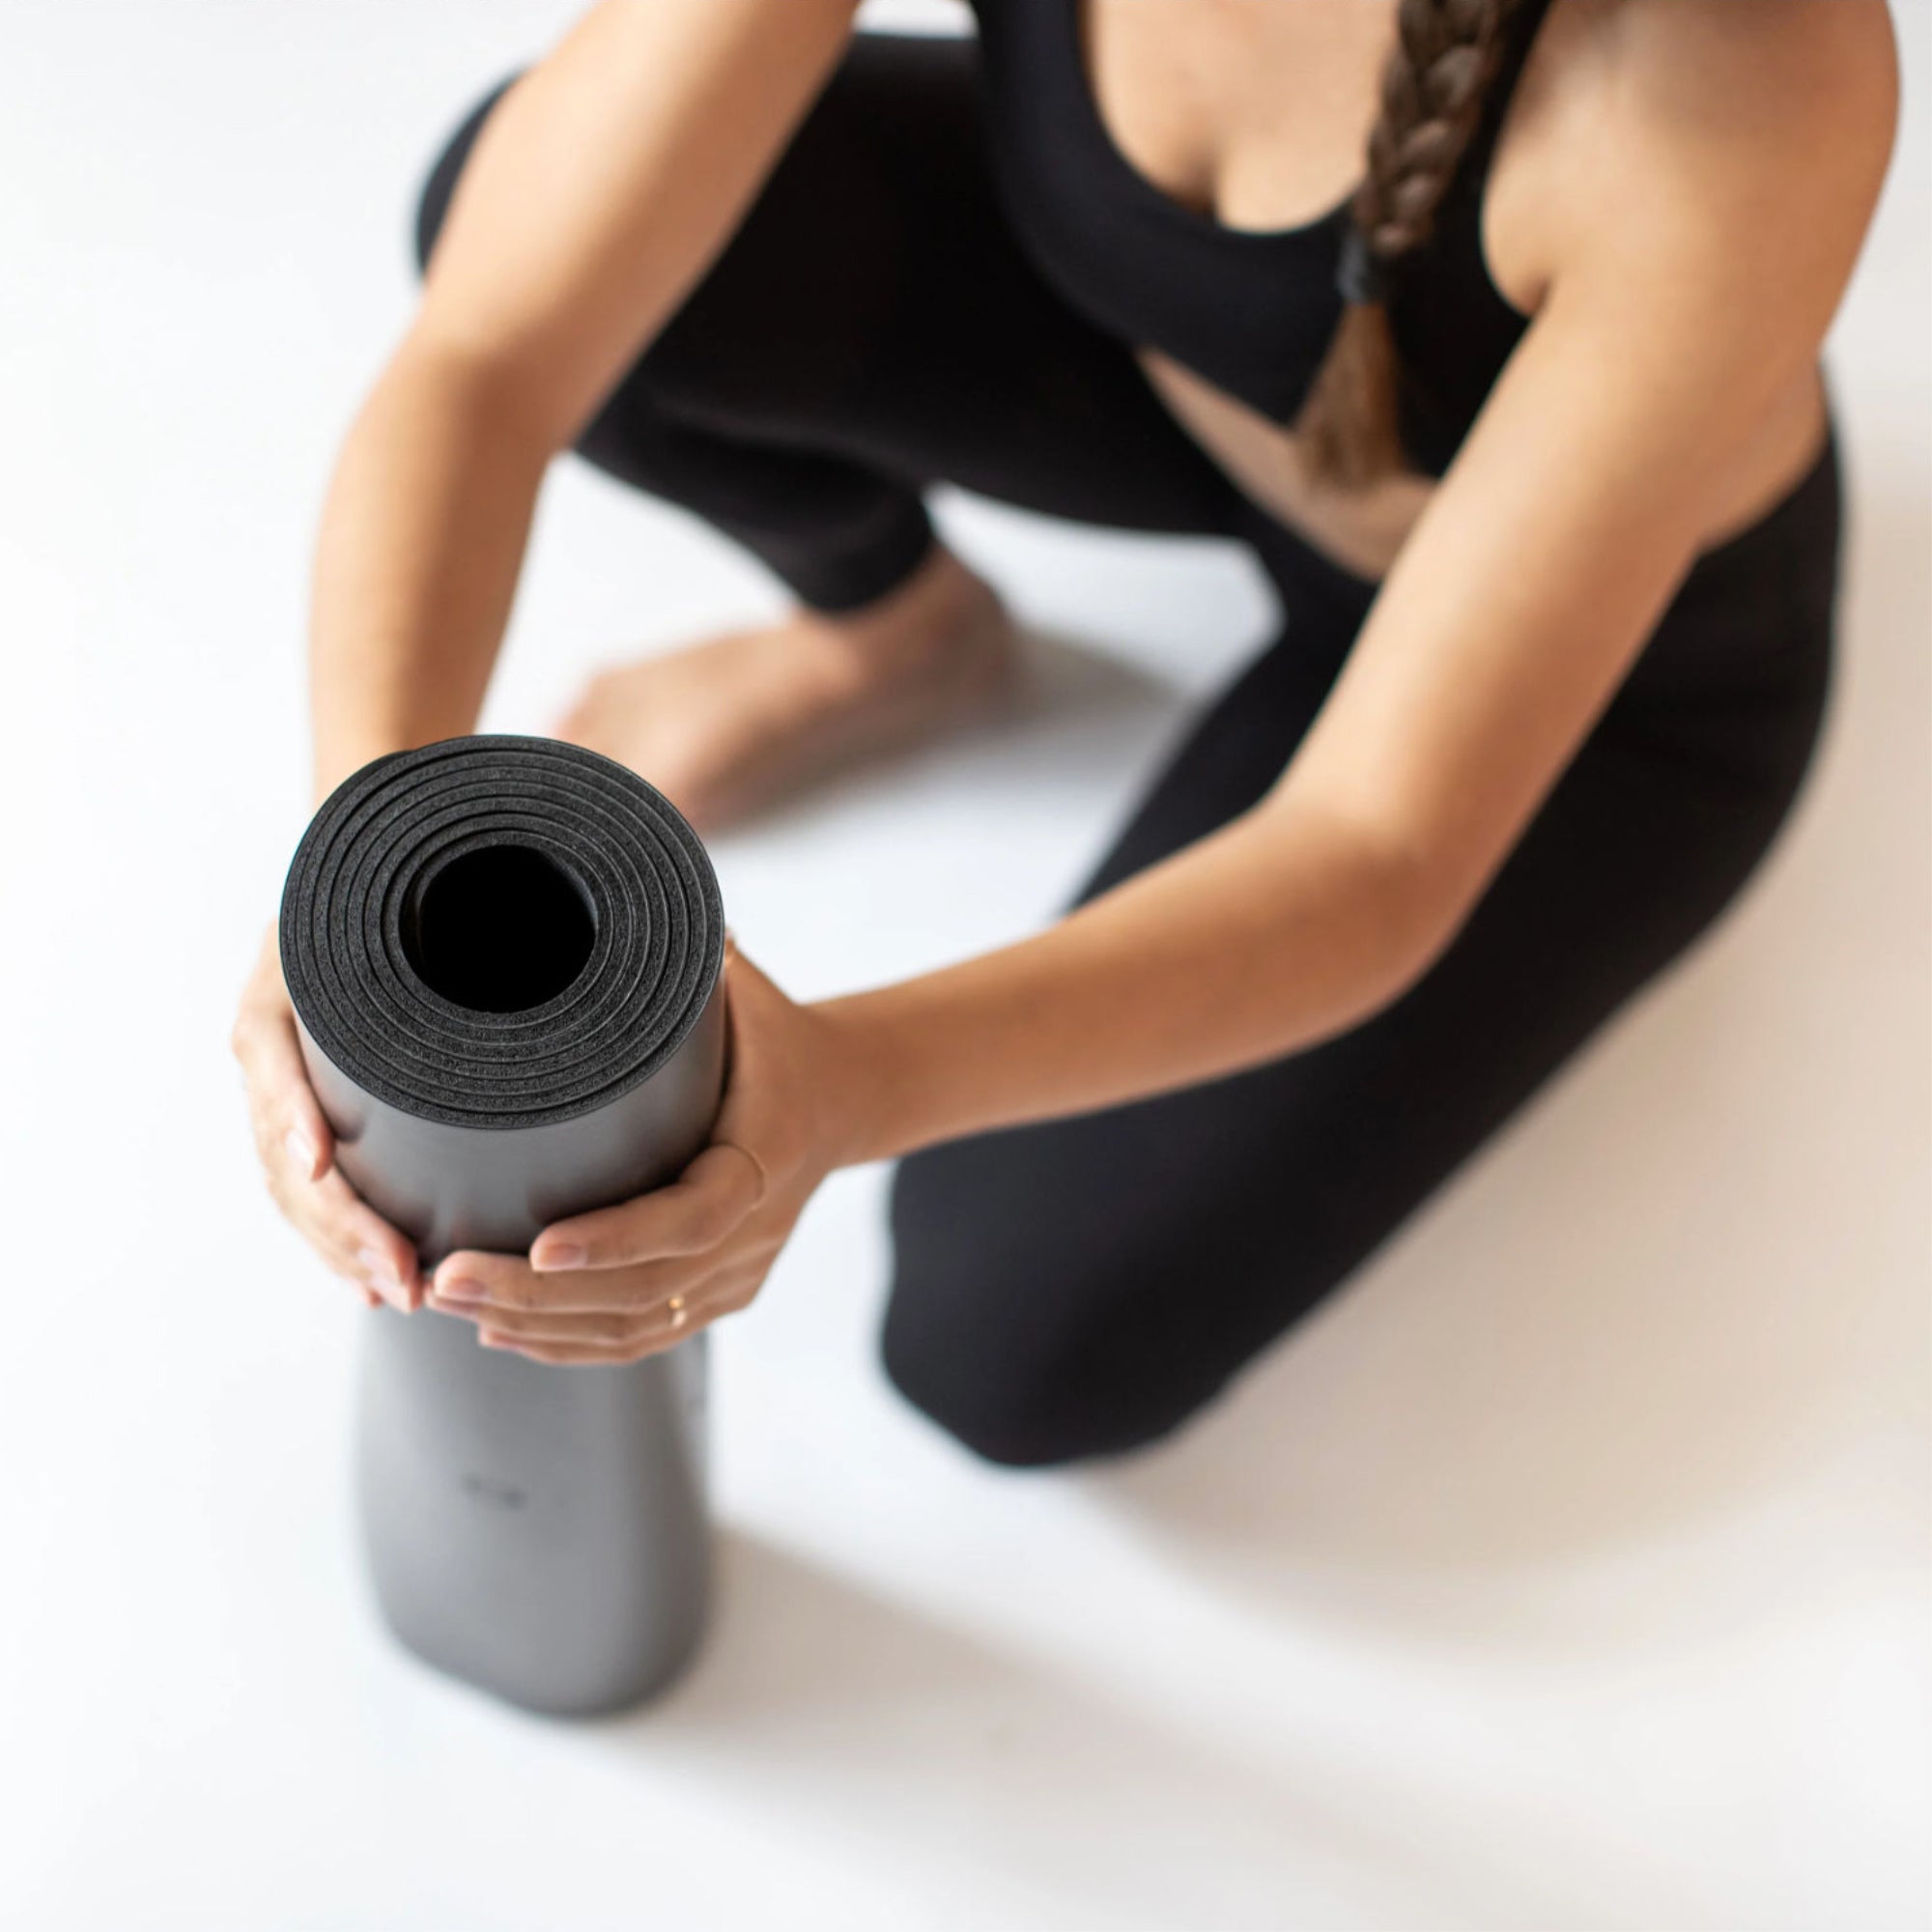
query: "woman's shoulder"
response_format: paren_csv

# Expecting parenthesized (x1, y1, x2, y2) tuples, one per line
(1491, 0, 1897, 320)
(1565, 0, 1894, 150)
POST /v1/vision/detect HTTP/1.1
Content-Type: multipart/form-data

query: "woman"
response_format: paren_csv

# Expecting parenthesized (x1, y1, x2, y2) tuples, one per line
(234, 0, 1894, 1466)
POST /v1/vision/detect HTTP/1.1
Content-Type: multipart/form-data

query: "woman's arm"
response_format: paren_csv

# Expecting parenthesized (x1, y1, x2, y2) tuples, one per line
(238, 0, 861, 1311)
(308, 0, 861, 797)
(822, 0, 1897, 1162)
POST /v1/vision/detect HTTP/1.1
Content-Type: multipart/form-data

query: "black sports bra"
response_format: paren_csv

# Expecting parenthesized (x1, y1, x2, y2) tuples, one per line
(968, 0, 1558, 477)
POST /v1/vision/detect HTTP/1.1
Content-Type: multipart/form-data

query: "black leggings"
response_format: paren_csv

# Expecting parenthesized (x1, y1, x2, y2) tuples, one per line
(417, 36, 1840, 1467)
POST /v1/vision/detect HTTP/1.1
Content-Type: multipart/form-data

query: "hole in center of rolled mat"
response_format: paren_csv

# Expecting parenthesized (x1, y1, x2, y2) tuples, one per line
(405, 844, 595, 1014)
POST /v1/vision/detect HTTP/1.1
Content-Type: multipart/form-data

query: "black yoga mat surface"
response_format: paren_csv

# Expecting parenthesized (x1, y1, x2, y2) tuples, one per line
(278, 734, 724, 1716)
(280, 733, 726, 1258)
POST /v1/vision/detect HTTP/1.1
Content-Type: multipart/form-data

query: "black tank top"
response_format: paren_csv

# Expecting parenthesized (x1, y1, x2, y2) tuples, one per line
(969, 0, 1558, 477)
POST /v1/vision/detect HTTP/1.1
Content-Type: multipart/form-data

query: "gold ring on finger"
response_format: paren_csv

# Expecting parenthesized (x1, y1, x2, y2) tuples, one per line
(668, 1294, 688, 1329)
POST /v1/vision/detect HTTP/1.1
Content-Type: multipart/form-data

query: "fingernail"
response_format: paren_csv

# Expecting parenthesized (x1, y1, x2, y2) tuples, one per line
(285, 1126, 317, 1176)
(535, 1242, 586, 1272)
(434, 1277, 488, 1305)
(478, 1329, 507, 1350)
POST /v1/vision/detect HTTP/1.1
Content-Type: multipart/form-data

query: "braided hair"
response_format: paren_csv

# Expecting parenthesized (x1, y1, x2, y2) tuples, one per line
(1297, 0, 1526, 486)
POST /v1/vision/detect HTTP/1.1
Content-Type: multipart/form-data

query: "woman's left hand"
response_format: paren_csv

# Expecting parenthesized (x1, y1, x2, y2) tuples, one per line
(425, 943, 861, 1364)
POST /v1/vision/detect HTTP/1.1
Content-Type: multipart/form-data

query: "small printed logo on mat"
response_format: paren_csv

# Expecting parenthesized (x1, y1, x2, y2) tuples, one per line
(460, 1472, 526, 1509)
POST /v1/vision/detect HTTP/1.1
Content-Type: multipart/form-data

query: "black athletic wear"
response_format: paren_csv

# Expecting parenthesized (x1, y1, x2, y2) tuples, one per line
(972, 0, 1554, 464)
(415, 25, 1839, 1466)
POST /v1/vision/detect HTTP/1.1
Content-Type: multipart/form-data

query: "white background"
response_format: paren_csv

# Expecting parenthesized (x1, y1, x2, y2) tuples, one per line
(1, 3, 1925, 1927)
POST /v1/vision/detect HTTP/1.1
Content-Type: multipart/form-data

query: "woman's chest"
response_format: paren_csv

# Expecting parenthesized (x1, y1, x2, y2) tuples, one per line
(968, 0, 1558, 567)
(1075, 0, 1396, 235)
(971, 0, 1546, 426)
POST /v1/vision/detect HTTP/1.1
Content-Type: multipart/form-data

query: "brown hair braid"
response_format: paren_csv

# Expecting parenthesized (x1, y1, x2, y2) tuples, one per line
(1297, 0, 1526, 487)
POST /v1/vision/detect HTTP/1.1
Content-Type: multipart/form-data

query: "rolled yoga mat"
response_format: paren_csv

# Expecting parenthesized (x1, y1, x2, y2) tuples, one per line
(279, 734, 726, 1716)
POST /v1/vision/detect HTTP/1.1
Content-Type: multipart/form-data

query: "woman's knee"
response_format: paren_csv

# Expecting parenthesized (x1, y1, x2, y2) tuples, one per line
(412, 76, 521, 275)
(879, 1288, 1196, 1470)
(881, 1144, 1229, 1468)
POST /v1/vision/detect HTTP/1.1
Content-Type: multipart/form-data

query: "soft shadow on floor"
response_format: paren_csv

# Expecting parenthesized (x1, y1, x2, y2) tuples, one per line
(1087, 469, 1932, 1657)
(593, 1528, 1621, 1929)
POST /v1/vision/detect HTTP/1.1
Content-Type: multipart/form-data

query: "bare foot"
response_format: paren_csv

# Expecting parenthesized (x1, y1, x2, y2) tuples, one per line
(556, 547, 1015, 832)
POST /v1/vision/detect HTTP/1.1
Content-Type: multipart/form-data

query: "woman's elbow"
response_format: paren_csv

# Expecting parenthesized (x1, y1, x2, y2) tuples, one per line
(1313, 821, 1482, 1029)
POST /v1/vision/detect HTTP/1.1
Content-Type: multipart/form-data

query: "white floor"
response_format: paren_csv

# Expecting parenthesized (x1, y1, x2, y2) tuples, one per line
(2, 4, 1926, 1927)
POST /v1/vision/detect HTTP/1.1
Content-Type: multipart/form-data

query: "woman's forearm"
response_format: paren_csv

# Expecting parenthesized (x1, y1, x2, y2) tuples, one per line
(305, 0, 862, 808)
(821, 801, 1442, 1165)
(307, 339, 550, 803)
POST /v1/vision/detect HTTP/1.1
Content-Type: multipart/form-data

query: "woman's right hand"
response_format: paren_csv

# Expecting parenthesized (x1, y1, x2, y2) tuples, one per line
(232, 928, 421, 1313)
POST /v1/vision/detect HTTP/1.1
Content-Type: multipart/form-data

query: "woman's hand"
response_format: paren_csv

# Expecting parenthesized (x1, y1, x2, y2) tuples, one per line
(232, 928, 423, 1314)
(424, 943, 863, 1364)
